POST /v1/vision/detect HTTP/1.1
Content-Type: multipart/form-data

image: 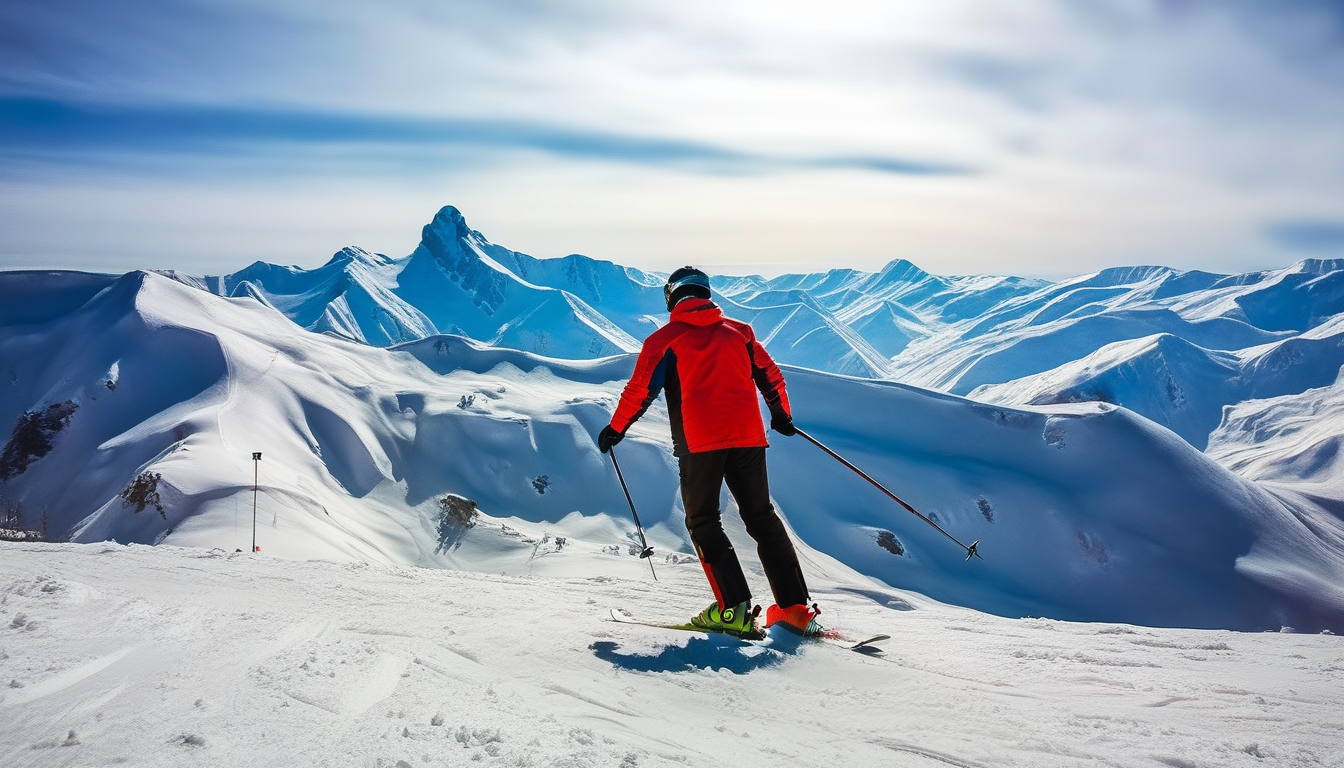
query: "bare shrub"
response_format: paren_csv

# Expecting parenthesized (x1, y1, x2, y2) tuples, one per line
(122, 472, 166, 519)
(435, 494, 479, 553)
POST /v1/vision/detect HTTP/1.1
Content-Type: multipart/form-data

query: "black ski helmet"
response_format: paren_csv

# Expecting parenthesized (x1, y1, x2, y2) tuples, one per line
(664, 266, 711, 311)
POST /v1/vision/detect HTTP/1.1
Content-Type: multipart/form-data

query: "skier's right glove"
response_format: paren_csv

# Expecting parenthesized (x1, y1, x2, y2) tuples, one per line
(597, 425, 625, 453)
(770, 412, 797, 437)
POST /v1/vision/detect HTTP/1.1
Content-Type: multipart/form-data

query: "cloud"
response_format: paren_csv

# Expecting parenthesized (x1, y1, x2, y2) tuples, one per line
(1268, 221, 1344, 254)
(2, 0, 1343, 276)
(0, 97, 969, 178)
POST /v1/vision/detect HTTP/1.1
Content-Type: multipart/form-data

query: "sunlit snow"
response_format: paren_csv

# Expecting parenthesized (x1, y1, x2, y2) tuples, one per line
(2, 206, 1342, 767)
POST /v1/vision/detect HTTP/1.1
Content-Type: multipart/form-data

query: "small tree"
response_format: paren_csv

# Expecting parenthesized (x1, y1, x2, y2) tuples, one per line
(0, 499, 40, 542)
(0, 401, 79, 482)
(0, 498, 22, 531)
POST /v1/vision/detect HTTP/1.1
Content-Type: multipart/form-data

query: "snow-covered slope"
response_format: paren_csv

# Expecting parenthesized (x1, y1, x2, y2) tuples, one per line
(972, 316, 1344, 449)
(0, 269, 656, 566)
(717, 292, 895, 379)
(1207, 366, 1344, 509)
(967, 334, 1243, 450)
(2, 542, 1341, 768)
(904, 262, 1344, 449)
(194, 247, 436, 346)
(3, 271, 1341, 632)
(393, 207, 646, 356)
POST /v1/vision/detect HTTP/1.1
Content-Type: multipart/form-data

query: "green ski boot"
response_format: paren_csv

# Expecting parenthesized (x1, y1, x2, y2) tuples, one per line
(690, 600, 761, 638)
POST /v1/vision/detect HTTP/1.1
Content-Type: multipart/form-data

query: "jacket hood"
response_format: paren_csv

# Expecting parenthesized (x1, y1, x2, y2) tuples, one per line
(669, 297, 725, 326)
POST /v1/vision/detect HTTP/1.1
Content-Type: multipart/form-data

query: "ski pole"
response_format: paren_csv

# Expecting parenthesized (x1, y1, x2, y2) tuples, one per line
(794, 427, 983, 562)
(607, 446, 659, 581)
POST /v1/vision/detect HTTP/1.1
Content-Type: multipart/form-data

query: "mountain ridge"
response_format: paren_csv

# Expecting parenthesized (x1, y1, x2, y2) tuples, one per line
(10, 205, 1344, 462)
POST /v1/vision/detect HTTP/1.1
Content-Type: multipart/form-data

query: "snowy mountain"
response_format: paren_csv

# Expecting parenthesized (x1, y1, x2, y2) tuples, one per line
(2, 269, 1342, 633)
(184, 207, 655, 357)
(902, 262, 1344, 449)
(185, 206, 905, 376)
(174, 208, 1344, 461)
(1207, 365, 1344, 509)
(970, 316, 1344, 450)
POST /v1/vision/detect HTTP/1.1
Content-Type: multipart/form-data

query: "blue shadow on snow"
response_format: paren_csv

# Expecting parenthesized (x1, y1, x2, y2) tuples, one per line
(591, 629, 807, 674)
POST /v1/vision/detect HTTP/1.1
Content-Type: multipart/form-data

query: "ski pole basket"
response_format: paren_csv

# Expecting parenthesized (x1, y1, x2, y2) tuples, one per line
(607, 446, 659, 579)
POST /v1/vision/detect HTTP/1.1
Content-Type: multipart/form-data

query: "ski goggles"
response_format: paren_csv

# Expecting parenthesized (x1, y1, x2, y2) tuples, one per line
(663, 272, 711, 306)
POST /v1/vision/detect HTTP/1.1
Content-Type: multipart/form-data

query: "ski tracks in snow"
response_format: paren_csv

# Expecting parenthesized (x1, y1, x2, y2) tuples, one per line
(2, 543, 1342, 768)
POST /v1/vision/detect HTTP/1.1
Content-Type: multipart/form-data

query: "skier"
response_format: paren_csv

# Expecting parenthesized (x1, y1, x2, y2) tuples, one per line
(597, 266, 821, 637)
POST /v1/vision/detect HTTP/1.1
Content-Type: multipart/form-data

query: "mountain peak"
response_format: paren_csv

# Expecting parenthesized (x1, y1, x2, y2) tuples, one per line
(322, 246, 391, 269)
(874, 259, 931, 284)
(425, 205, 472, 242)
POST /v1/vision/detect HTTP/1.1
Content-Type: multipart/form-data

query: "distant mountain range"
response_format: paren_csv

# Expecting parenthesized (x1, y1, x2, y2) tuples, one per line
(165, 206, 1343, 453)
(2, 268, 1341, 631)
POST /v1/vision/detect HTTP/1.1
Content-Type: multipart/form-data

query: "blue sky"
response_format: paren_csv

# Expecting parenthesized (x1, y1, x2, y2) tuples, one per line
(2, 0, 1343, 277)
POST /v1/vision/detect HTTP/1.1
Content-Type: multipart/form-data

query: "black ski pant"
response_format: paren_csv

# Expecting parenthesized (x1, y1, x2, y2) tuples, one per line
(679, 446, 809, 610)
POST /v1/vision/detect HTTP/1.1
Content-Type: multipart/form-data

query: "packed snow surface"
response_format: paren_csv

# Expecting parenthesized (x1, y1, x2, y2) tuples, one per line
(1, 543, 1341, 768)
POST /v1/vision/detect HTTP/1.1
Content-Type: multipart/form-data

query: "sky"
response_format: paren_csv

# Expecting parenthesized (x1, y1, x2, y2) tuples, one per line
(2, 0, 1344, 278)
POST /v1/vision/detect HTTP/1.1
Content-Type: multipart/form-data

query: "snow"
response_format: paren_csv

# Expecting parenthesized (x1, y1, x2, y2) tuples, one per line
(3, 270, 1342, 632)
(971, 315, 1344, 450)
(3, 204, 1344, 764)
(969, 334, 1243, 449)
(170, 208, 1344, 483)
(1, 542, 1340, 768)
(1207, 366, 1344, 505)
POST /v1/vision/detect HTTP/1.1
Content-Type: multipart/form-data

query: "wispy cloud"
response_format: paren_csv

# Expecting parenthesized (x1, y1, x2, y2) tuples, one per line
(0, 97, 969, 178)
(1269, 221, 1344, 254)
(2, 0, 1343, 275)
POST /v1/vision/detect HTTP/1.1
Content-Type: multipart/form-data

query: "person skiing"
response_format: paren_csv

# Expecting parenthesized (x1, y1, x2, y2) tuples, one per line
(597, 266, 821, 637)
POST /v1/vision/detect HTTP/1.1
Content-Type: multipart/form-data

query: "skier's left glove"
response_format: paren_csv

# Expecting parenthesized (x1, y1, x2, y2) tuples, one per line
(770, 411, 797, 437)
(598, 425, 625, 453)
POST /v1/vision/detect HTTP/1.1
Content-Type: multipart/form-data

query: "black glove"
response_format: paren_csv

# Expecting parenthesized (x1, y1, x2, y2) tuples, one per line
(597, 425, 624, 453)
(770, 411, 797, 437)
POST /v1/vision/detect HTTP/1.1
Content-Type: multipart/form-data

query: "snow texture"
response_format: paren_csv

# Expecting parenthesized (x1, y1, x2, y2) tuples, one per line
(2, 207, 1344, 765)
(0, 542, 1339, 768)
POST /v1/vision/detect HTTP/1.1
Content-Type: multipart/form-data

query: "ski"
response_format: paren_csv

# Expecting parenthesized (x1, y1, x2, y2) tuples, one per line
(609, 608, 889, 653)
(608, 607, 766, 640)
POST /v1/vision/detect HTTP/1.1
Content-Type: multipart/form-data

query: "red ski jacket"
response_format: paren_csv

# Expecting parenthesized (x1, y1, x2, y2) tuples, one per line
(609, 298, 791, 456)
